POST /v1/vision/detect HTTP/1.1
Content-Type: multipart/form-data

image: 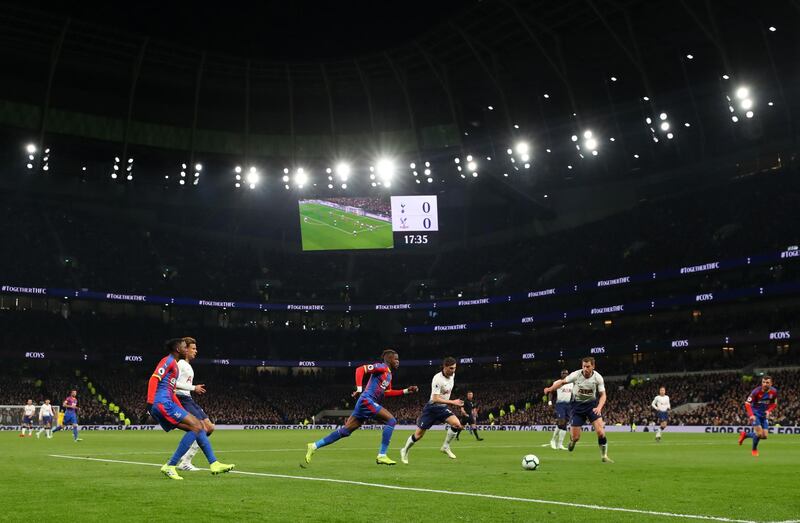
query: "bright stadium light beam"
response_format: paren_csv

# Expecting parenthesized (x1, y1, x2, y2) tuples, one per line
(335, 162, 351, 181)
(294, 168, 308, 188)
(26, 143, 37, 154)
(246, 169, 260, 187)
(375, 158, 395, 182)
(515, 142, 529, 155)
(736, 86, 749, 100)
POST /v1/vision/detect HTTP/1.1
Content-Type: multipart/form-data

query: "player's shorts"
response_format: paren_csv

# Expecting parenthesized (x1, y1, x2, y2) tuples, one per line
(42, 416, 52, 425)
(657, 411, 669, 422)
(751, 412, 769, 430)
(417, 403, 454, 430)
(555, 402, 572, 420)
(22, 415, 33, 424)
(463, 414, 476, 425)
(63, 411, 78, 426)
(570, 400, 601, 427)
(151, 400, 189, 432)
(178, 395, 208, 421)
(351, 396, 383, 420)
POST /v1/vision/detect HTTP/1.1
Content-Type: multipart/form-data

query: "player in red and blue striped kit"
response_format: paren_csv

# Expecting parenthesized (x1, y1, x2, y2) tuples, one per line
(737, 376, 778, 457)
(304, 349, 418, 466)
(147, 338, 234, 479)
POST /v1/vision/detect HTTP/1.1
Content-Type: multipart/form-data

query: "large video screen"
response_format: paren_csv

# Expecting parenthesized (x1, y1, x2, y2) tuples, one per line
(298, 196, 438, 251)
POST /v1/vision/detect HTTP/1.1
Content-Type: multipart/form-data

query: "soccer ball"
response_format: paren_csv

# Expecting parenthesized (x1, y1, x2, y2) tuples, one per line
(521, 454, 539, 470)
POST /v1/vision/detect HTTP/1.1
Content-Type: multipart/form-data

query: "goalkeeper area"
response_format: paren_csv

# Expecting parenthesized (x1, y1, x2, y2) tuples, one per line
(299, 199, 393, 251)
(3, 430, 799, 521)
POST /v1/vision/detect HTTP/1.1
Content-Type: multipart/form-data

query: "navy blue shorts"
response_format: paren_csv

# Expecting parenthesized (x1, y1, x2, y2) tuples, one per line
(417, 403, 454, 430)
(657, 411, 669, 422)
(42, 416, 53, 425)
(178, 396, 208, 421)
(22, 415, 33, 424)
(570, 400, 601, 427)
(555, 402, 571, 420)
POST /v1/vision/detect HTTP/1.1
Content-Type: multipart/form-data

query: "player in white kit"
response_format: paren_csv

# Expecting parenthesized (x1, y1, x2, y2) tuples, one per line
(175, 337, 213, 471)
(544, 357, 612, 462)
(400, 357, 464, 464)
(20, 399, 35, 437)
(36, 399, 55, 439)
(651, 386, 671, 441)
(548, 369, 573, 450)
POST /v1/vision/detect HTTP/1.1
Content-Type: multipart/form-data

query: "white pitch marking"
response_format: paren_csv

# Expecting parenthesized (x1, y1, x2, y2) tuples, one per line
(49, 454, 761, 523)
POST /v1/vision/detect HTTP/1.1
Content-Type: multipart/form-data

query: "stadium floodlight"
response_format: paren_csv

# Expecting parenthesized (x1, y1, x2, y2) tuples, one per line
(194, 163, 202, 171)
(454, 157, 460, 164)
(246, 169, 260, 186)
(722, 74, 729, 80)
(584, 136, 598, 152)
(521, 154, 530, 163)
(26, 143, 36, 154)
(746, 111, 754, 119)
(26, 163, 33, 169)
(128, 158, 134, 164)
(543, 93, 550, 99)
(375, 158, 395, 181)
(115, 157, 121, 163)
(335, 162, 351, 181)
(111, 172, 118, 179)
(736, 87, 749, 100)
(282, 175, 289, 182)
(610, 76, 617, 82)
(740, 98, 753, 110)
(583, 130, 593, 139)
(467, 161, 478, 172)
(181, 163, 186, 169)
(731, 115, 739, 122)
(667, 133, 674, 139)
(328, 184, 333, 189)
(515, 142, 529, 155)
(126, 174, 133, 181)
(341, 183, 347, 189)
(294, 168, 308, 187)
(426, 177, 433, 183)
(487, 105, 494, 110)
(409, 162, 416, 169)
(660, 122, 670, 131)
(283, 168, 289, 174)
(179, 179, 185, 185)
(466, 154, 473, 162)
(659, 113, 668, 121)
(424, 168, 431, 176)
(769, 26, 776, 32)
(686, 54, 694, 60)
(571, 135, 578, 142)
(42, 165, 49, 171)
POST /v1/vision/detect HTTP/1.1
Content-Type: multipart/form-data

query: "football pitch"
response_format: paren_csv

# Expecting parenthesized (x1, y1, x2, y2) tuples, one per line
(3, 430, 799, 522)
(299, 202, 393, 251)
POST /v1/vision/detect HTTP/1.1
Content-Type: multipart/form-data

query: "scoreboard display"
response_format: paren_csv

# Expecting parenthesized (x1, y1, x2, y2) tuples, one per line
(298, 195, 439, 251)
(390, 195, 439, 249)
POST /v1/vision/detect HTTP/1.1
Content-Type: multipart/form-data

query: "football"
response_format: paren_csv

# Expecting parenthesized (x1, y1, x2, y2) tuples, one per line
(521, 454, 539, 470)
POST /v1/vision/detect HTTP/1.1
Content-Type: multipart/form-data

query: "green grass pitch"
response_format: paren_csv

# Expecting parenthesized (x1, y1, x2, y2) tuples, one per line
(298, 202, 393, 251)
(3, 430, 798, 521)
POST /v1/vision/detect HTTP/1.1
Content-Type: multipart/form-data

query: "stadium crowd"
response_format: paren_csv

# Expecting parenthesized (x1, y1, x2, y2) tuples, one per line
(2, 365, 798, 427)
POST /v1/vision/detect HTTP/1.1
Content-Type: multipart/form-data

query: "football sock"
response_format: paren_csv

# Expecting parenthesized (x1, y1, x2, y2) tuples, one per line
(402, 434, 418, 452)
(598, 436, 608, 456)
(195, 430, 217, 464)
(181, 441, 200, 463)
(169, 431, 197, 466)
(443, 426, 459, 447)
(379, 418, 396, 455)
(72, 426, 79, 440)
(315, 426, 351, 449)
(752, 434, 760, 450)
(557, 429, 567, 447)
(473, 427, 481, 440)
